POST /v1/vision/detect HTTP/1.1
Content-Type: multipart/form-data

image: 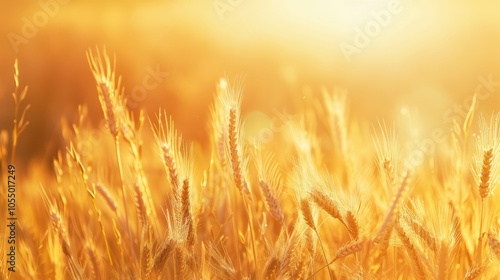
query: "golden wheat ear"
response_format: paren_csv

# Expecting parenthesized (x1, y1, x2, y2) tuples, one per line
(95, 183, 118, 212)
(464, 260, 491, 280)
(209, 78, 230, 168)
(86, 47, 122, 139)
(474, 114, 500, 198)
(255, 151, 285, 223)
(394, 217, 427, 280)
(488, 233, 500, 261)
(372, 119, 400, 190)
(473, 113, 500, 261)
(10, 59, 30, 163)
(150, 109, 182, 194)
(217, 77, 253, 199)
(375, 169, 412, 243)
(40, 187, 75, 264)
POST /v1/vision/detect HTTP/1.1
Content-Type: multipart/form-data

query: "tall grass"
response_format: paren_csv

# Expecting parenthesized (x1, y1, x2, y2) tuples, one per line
(2, 49, 500, 279)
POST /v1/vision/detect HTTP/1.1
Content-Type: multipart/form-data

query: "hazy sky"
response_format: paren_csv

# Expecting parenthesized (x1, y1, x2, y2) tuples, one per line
(1, 0, 500, 161)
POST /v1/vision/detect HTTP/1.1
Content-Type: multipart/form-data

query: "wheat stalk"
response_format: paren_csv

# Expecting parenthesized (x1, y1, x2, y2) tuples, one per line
(436, 241, 449, 280)
(87, 47, 133, 259)
(307, 239, 364, 279)
(375, 169, 411, 243)
(405, 216, 437, 253)
(394, 217, 427, 280)
(300, 199, 334, 279)
(10, 58, 30, 163)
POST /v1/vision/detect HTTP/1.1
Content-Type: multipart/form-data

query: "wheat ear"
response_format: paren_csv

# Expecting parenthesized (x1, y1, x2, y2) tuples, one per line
(134, 182, 148, 225)
(375, 169, 411, 243)
(87, 47, 132, 259)
(67, 145, 114, 266)
(263, 257, 280, 279)
(96, 183, 118, 212)
(488, 233, 500, 261)
(307, 239, 364, 280)
(228, 107, 251, 197)
(259, 180, 284, 223)
(10, 59, 30, 163)
(394, 217, 426, 280)
(436, 241, 449, 280)
(406, 217, 437, 252)
(345, 210, 360, 240)
(180, 179, 196, 247)
(477, 149, 493, 261)
(309, 188, 344, 226)
(86, 245, 100, 280)
(464, 261, 490, 280)
(301, 199, 334, 280)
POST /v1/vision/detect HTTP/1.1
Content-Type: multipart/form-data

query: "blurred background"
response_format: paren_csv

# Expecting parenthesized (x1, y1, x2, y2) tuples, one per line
(1, 0, 500, 165)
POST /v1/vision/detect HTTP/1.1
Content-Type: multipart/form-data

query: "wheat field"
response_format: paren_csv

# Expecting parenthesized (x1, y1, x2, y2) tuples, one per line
(0, 44, 499, 280)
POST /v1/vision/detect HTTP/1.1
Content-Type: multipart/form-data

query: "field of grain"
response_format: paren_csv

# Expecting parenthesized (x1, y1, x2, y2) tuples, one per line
(2, 1, 500, 280)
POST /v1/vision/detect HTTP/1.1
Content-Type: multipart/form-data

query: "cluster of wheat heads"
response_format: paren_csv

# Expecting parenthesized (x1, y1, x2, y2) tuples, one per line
(2, 49, 500, 279)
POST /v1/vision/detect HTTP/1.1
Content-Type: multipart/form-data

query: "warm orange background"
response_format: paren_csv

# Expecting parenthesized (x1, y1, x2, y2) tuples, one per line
(1, 0, 500, 163)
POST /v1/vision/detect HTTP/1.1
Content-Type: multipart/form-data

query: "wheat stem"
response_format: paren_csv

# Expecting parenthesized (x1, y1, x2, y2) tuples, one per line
(114, 138, 134, 261)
